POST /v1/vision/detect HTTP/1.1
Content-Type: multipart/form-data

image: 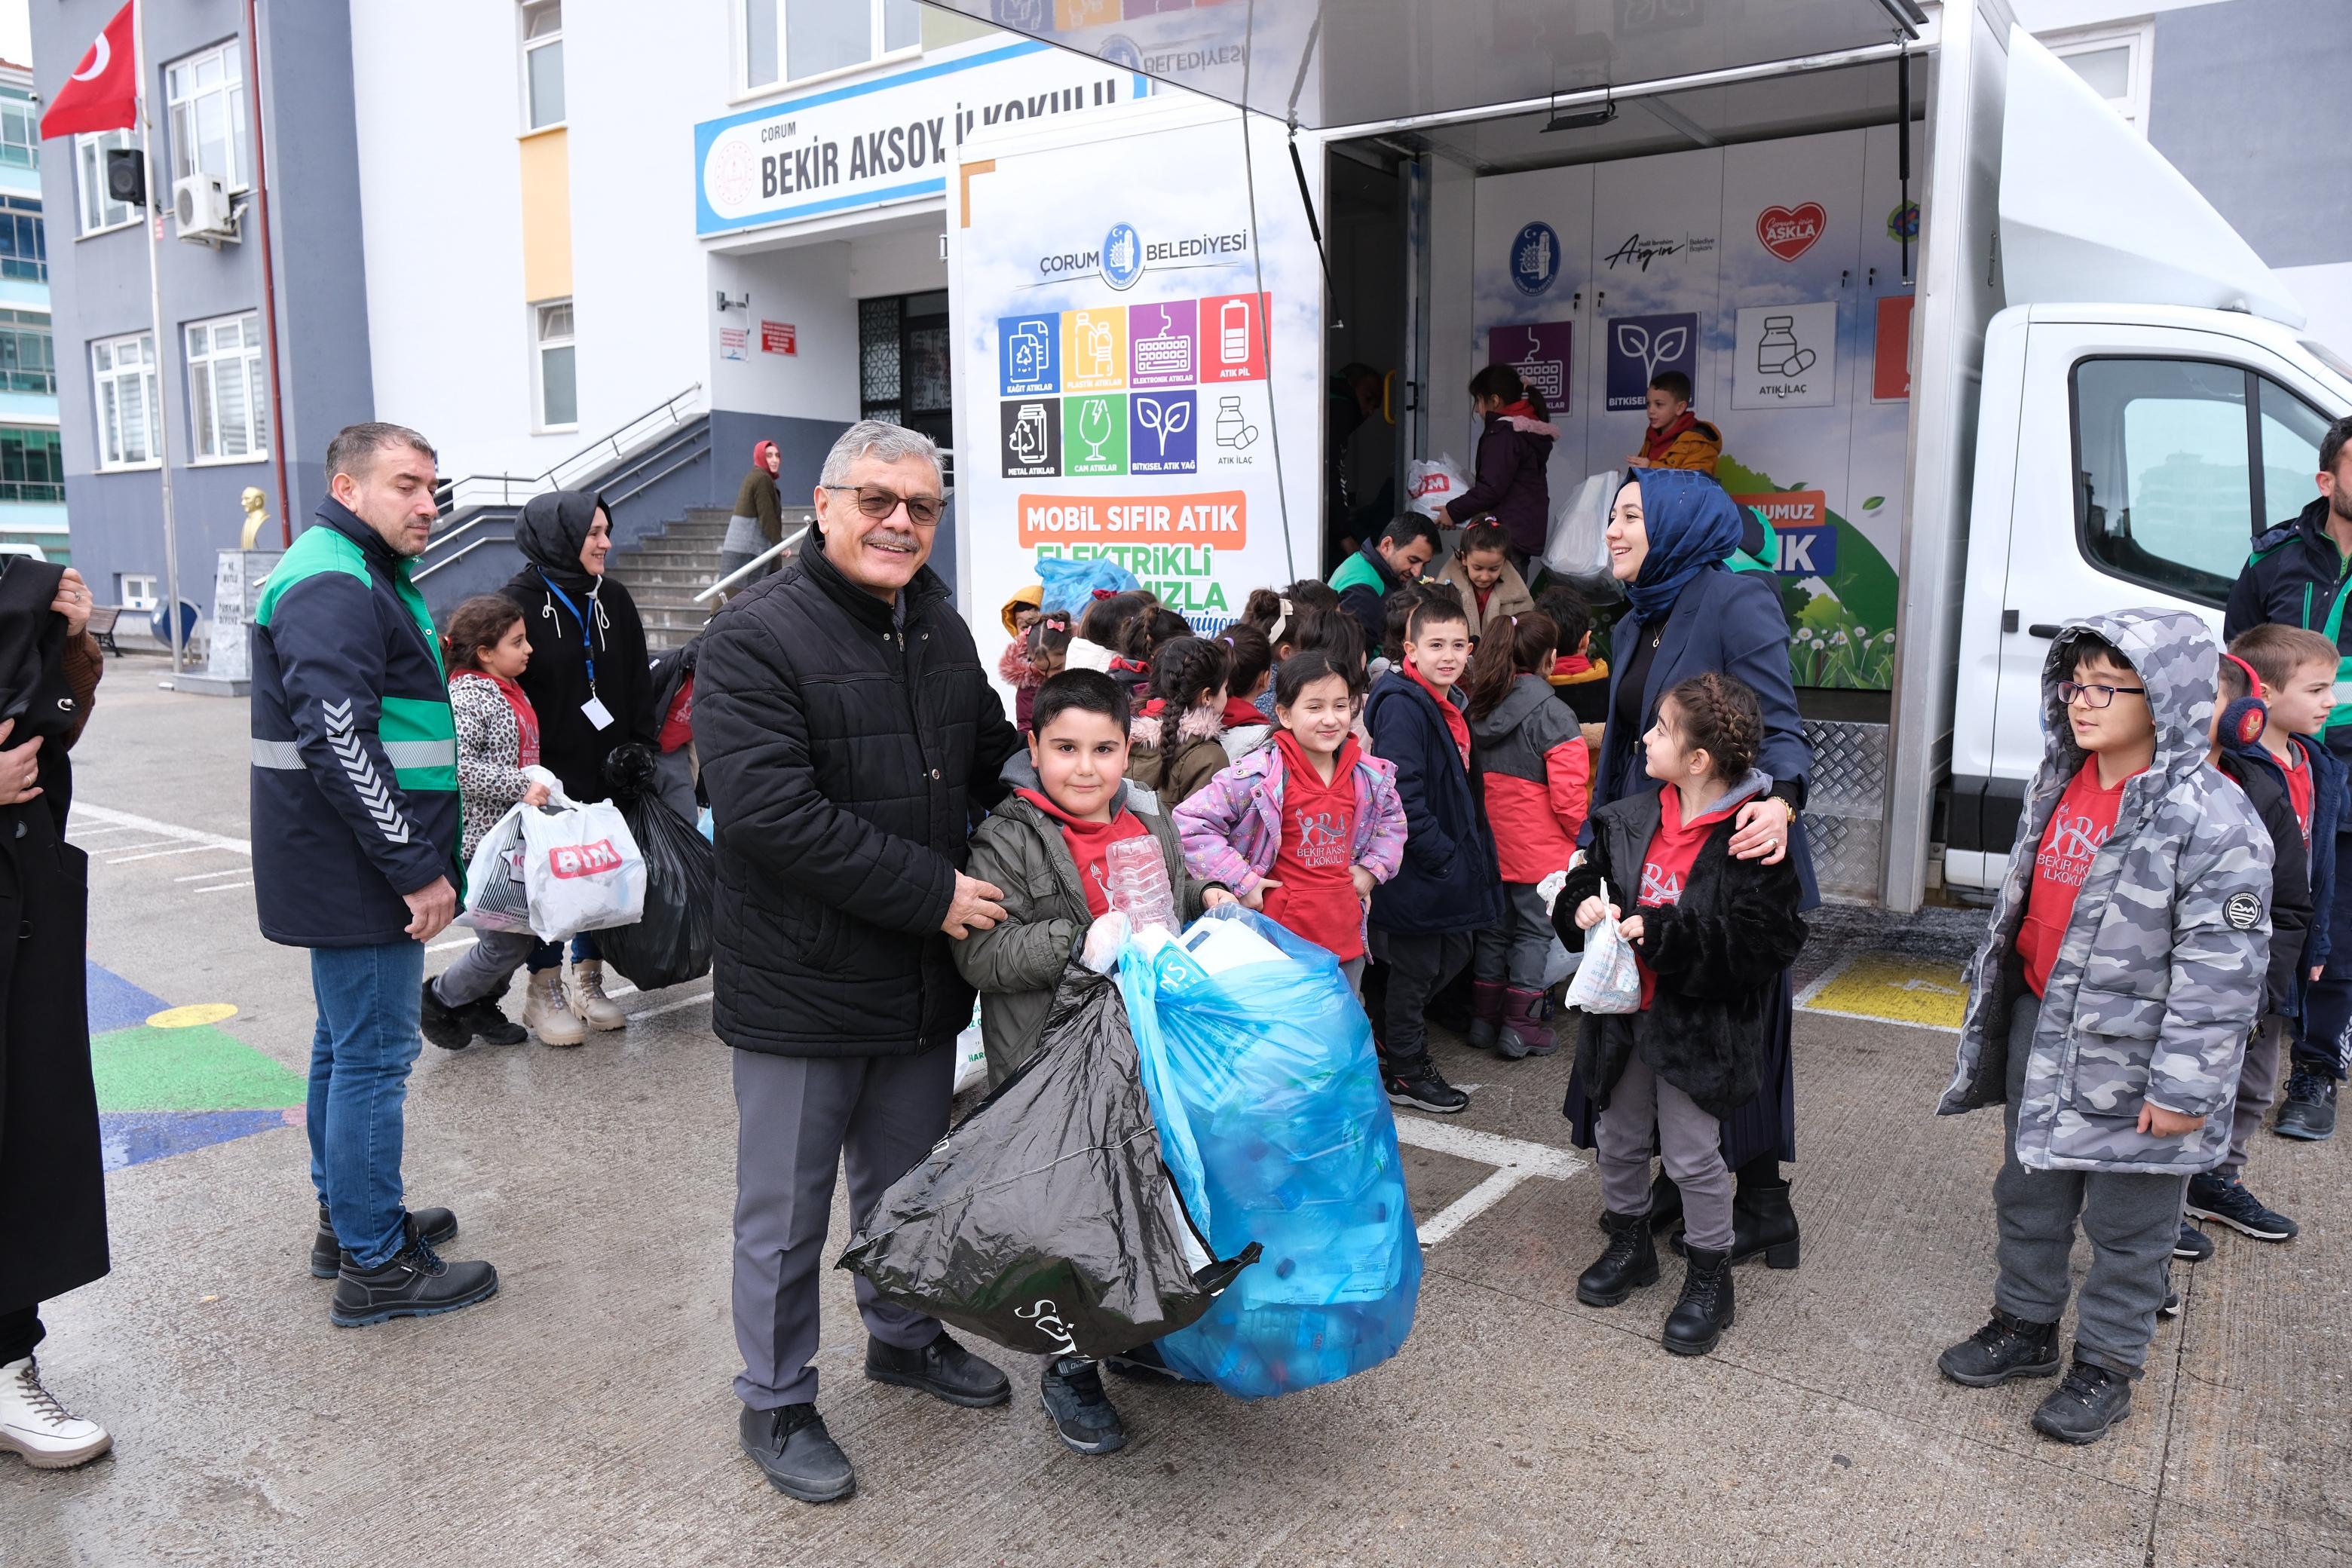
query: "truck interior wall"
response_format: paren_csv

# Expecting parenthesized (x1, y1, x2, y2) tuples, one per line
(1885, 0, 2014, 911)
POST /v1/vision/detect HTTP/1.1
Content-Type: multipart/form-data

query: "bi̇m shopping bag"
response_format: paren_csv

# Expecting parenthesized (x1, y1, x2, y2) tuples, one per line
(837, 966, 1257, 1361)
(1120, 908, 1422, 1399)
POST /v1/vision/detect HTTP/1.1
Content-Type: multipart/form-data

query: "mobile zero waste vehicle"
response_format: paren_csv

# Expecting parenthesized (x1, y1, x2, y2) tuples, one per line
(939, 0, 2352, 910)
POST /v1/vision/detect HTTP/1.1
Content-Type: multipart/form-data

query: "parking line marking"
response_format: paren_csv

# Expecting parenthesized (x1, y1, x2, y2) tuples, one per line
(109, 844, 236, 865)
(194, 880, 254, 894)
(1390, 1115, 1585, 1247)
(427, 936, 479, 952)
(177, 866, 258, 883)
(629, 991, 711, 1022)
(76, 804, 250, 856)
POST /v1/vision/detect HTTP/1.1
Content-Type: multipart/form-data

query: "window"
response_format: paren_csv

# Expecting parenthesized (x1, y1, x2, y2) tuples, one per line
(2043, 23, 2153, 136)
(0, 198, 44, 283)
(75, 130, 140, 234)
(0, 427, 63, 503)
(535, 299, 576, 428)
(90, 332, 161, 469)
(522, 2, 565, 130)
(859, 290, 953, 449)
(165, 42, 249, 191)
(0, 87, 36, 170)
(118, 573, 158, 611)
(743, 0, 920, 91)
(185, 312, 268, 461)
(0, 311, 57, 395)
(2072, 357, 2335, 608)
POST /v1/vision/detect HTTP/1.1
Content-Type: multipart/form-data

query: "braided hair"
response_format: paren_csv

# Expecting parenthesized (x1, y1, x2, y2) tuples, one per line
(1660, 671, 1762, 784)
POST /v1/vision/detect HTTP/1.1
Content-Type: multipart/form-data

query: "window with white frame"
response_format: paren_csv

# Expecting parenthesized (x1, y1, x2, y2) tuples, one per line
(0, 311, 57, 395)
(75, 130, 140, 234)
(91, 332, 161, 469)
(0, 86, 36, 170)
(742, 0, 920, 92)
(165, 41, 249, 191)
(185, 312, 268, 461)
(535, 299, 577, 429)
(118, 573, 158, 611)
(2043, 23, 2154, 136)
(522, 2, 565, 130)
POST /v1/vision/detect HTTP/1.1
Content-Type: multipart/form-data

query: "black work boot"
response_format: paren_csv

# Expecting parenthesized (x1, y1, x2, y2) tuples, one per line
(458, 998, 526, 1047)
(1040, 1356, 1128, 1455)
(1674, 1174, 1802, 1267)
(310, 1200, 456, 1280)
(1937, 1308, 2062, 1387)
(740, 1402, 855, 1502)
(420, 978, 472, 1051)
(329, 1215, 498, 1327)
(1661, 1245, 1735, 1355)
(2031, 1358, 2133, 1445)
(864, 1329, 1011, 1408)
(1577, 1210, 1661, 1308)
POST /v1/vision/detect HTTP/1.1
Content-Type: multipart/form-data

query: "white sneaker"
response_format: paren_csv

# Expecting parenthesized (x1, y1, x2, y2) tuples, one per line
(522, 968, 586, 1047)
(0, 1357, 111, 1469)
(568, 958, 627, 1032)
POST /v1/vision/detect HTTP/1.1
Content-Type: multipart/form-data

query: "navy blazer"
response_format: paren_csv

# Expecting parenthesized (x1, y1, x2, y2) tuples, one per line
(1592, 564, 1819, 909)
(1364, 668, 1505, 936)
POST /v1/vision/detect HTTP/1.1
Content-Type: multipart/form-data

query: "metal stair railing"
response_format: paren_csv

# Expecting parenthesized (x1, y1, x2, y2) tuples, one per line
(431, 382, 705, 522)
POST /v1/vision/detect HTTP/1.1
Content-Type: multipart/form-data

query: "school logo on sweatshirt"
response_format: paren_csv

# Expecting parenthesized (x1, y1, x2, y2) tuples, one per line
(1638, 859, 1685, 907)
(2036, 807, 2112, 889)
(1294, 807, 1350, 869)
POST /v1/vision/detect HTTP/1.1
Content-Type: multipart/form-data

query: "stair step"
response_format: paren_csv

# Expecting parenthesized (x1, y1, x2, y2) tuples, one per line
(631, 590, 714, 611)
(614, 549, 720, 568)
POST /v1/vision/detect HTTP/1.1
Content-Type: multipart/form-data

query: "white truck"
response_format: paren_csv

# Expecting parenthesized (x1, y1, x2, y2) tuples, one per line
(942, 0, 2352, 910)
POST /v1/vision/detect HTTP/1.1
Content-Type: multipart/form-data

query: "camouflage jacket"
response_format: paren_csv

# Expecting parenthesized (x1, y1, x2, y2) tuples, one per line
(1938, 609, 2272, 1174)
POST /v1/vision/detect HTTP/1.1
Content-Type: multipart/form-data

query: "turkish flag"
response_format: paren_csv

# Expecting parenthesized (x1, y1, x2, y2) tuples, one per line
(40, 3, 136, 139)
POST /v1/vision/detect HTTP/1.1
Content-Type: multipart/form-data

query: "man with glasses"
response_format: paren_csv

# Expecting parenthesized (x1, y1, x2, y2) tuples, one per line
(2224, 414, 2352, 1141)
(694, 419, 1024, 1505)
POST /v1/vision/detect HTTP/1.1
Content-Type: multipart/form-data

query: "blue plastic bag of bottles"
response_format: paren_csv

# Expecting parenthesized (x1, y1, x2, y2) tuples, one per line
(1118, 907, 1421, 1398)
(1037, 556, 1140, 617)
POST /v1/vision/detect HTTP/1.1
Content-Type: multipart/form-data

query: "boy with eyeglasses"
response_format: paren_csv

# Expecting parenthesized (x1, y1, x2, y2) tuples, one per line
(1934, 613, 2270, 1445)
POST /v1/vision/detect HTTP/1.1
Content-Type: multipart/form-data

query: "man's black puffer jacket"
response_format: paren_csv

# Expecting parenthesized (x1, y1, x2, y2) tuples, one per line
(693, 537, 1022, 1057)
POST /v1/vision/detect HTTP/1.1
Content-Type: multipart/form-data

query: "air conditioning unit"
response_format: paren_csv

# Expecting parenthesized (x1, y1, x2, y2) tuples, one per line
(173, 173, 235, 242)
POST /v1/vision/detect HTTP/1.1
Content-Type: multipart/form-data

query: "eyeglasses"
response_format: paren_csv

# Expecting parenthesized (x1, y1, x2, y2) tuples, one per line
(822, 485, 944, 528)
(2059, 680, 2145, 709)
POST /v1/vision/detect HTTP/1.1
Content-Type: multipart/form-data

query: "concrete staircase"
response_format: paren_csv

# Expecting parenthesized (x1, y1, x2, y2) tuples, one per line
(612, 506, 730, 651)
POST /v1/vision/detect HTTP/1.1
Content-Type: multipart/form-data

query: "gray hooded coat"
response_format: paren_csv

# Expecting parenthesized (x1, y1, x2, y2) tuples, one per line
(1938, 609, 2272, 1174)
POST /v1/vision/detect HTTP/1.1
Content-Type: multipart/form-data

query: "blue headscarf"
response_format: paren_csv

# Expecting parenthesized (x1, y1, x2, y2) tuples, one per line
(1622, 469, 1744, 624)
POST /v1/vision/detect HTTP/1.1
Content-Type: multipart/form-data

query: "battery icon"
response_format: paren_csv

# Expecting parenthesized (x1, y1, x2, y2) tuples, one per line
(1220, 299, 1250, 364)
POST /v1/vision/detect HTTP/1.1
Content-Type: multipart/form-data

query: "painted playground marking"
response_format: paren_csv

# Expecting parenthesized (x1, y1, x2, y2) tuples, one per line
(1390, 1114, 1585, 1247)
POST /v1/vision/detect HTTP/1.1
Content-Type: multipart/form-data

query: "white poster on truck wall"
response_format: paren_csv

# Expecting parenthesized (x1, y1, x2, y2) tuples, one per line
(954, 102, 1323, 654)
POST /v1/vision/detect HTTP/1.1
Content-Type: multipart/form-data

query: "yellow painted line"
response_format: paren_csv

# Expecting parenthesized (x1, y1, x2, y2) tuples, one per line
(1796, 951, 1966, 1033)
(147, 1003, 239, 1029)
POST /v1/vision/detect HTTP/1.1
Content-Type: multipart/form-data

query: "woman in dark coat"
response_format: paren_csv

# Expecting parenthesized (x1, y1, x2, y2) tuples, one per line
(0, 563, 112, 1467)
(502, 489, 661, 1030)
(1565, 468, 1817, 1269)
(1444, 363, 1557, 574)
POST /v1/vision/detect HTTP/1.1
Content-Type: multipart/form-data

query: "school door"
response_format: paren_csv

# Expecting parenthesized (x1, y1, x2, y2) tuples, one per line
(859, 289, 956, 464)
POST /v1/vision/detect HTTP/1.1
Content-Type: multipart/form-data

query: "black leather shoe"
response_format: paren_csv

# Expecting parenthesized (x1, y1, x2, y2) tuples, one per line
(1661, 1245, 1735, 1355)
(1577, 1210, 1661, 1307)
(1937, 1309, 2061, 1388)
(311, 1201, 456, 1280)
(1040, 1357, 1127, 1455)
(420, 978, 471, 1051)
(864, 1330, 1011, 1408)
(740, 1403, 855, 1502)
(1674, 1176, 1800, 1267)
(329, 1216, 496, 1327)
(458, 998, 526, 1046)
(2031, 1359, 2133, 1445)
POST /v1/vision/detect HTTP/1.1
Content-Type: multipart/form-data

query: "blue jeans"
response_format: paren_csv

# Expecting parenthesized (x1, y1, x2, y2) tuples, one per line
(305, 942, 425, 1269)
(525, 930, 599, 973)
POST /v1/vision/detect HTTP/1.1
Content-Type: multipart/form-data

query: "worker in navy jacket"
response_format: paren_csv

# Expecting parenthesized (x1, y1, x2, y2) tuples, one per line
(248, 424, 495, 1330)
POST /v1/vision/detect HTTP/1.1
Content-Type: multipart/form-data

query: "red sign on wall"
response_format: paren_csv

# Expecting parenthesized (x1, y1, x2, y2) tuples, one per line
(1873, 295, 1916, 402)
(761, 319, 797, 356)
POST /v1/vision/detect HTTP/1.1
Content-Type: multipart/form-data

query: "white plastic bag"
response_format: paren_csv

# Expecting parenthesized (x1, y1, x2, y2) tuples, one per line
(1544, 468, 1624, 586)
(1562, 878, 1641, 1015)
(1407, 454, 1471, 519)
(519, 791, 647, 942)
(1534, 867, 1580, 988)
(459, 765, 562, 933)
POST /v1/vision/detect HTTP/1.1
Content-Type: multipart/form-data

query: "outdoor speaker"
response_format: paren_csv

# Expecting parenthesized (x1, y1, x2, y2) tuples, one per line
(105, 148, 145, 207)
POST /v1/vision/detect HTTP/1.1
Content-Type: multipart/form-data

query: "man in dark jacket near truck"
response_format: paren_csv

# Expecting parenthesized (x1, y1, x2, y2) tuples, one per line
(249, 423, 494, 1328)
(696, 419, 1024, 1505)
(2223, 413, 2352, 1138)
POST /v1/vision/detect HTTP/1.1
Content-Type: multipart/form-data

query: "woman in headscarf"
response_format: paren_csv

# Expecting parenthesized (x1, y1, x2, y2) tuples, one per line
(1565, 468, 1817, 1269)
(0, 563, 112, 1468)
(502, 489, 659, 1037)
(719, 439, 784, 590)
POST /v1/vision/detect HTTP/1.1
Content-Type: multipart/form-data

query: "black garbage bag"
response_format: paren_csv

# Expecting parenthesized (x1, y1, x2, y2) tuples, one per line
(838, 966, 1258, 1361)
(595, 743, 717, 991)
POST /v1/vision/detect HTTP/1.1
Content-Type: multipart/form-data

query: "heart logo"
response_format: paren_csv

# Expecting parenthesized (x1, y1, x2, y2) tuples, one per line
(1756, 203, 1827, 262)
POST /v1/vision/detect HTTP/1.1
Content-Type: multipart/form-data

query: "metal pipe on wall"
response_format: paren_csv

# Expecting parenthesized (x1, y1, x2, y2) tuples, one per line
(243, 0, 290, 546)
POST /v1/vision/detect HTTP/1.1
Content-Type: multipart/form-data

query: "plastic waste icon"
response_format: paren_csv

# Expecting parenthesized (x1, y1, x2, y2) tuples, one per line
(1079, 314, 1115, 380)
(1214, 396, 1259, 451)
(1755, 316, 1818, 378)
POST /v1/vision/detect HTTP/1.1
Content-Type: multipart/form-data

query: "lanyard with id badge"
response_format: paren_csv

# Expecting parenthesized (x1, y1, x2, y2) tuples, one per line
(541, 571, 615, 731)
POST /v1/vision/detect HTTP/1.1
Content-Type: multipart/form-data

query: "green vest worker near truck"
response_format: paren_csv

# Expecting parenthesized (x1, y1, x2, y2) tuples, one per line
(248, 422, 497, 1328)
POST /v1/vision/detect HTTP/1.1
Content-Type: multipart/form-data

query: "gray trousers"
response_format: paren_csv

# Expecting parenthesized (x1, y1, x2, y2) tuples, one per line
(731, 1043, 954, 1410)
(1473, 882, 1557, 991)
(431, 928, 544, 1008)
(1994, 995, 2186, 1380)
(2222, 1014, 2288, 1175)
(1340, 956, 1364, 996)
(1595, 1052, 1733, 1251)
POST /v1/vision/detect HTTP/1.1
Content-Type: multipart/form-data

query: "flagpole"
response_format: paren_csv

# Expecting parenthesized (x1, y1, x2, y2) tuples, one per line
(131, 0, 183, 678)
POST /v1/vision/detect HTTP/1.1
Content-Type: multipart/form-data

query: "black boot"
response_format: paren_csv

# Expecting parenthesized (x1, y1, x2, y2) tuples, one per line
(458, 998, 526, 1047)
(420, 978, 471, 1051)
(329, 1214, 498, 1328)
(1661, 1245, 1735, 1355)
(1577, 1210, 1661, 1307)
(739, 1402, 856, 1502)
(310, 1199, 456, 1280)
(1673, 1171, 1800, 1268)
(1384, 1056, 1469, 1114)
(864, 1330, 1012, 1408)
(1937, 1308, 2061, 1387)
